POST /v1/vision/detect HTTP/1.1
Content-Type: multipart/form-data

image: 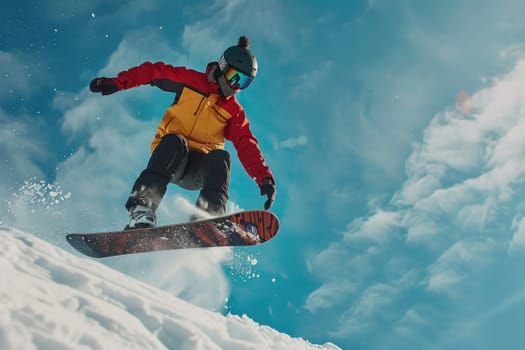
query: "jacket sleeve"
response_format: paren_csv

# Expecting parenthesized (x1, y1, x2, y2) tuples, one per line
(224, 111, 274, 186)
(112, 61, 184, 90)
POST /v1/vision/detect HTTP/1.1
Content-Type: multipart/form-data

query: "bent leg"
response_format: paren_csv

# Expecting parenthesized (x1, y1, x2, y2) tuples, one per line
(196, 149, 231, 216)
(126, 134, 188, 211)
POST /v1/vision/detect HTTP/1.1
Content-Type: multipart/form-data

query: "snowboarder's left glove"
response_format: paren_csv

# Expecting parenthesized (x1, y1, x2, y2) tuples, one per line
(259, 177, 276, 210)
(89, 77, 119, 95)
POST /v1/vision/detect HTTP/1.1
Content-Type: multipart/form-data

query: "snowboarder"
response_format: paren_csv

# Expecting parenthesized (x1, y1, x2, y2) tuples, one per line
(89, 36, 276, 229)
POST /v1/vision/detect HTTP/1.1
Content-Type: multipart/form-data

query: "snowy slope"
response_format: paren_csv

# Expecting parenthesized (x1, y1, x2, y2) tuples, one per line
(0, 227, 340, 350)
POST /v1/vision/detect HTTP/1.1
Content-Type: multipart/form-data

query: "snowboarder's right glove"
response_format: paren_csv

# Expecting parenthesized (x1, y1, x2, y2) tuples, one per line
(89, 77, 119, 95)
(259, 177, 276, 210)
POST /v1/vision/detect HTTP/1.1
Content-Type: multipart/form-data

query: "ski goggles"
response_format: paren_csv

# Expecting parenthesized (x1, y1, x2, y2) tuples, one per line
(224, 67, 253, 90)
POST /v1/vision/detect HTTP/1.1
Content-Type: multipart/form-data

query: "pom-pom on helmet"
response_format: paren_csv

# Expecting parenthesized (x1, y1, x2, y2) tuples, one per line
(217, 36, 257, 92)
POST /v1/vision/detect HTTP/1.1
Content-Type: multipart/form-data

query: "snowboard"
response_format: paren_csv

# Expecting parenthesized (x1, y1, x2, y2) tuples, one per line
(66, 210, 280, 258)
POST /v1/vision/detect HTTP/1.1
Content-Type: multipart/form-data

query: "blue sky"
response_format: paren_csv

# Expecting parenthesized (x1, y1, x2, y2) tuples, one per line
(3, 0, 525, 349)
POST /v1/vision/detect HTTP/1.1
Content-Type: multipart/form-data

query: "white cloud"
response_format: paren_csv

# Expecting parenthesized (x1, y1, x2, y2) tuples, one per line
(0, 108, 50, 226)
(0, 50, 47, 101)
(306, 53, 525, 346)
(351, 283, 398, 318)
(393, 308, 429, 343)
(509, 216, 525, 252)
(305, 280, 357, 313)
(181, 0, 292, 63)
(276, 135, 308, 150)
(500, 44, 525, 62)
(344, 209, 402, 245)
(334, 283, 399, 338)
(0, 110, 48, 180)
(291, 61, 334, 99)
(426, 239, 497, 295)
(102, 28, 186, 75)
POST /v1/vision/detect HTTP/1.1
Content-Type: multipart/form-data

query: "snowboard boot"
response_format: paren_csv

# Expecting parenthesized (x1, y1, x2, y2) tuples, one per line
(125, 205, 157, 230)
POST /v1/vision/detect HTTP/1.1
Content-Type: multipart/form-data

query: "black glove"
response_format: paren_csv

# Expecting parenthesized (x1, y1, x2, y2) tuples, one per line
(89, 77, 119, 95)
(259, 177, 276, 210)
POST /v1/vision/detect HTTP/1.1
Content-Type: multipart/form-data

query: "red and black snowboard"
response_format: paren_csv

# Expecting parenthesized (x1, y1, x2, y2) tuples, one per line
(66, 210, 280, 258)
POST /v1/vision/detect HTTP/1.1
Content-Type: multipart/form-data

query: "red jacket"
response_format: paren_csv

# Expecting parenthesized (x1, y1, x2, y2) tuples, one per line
(112, 61, 273, 185)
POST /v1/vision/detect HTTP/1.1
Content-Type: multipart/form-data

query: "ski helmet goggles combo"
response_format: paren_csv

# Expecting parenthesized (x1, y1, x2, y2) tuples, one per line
(224, 66, 253, 90)
(218, 55, 254, 90)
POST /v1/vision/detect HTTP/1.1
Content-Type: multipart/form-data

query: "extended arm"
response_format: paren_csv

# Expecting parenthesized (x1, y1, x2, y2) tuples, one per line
(89, 62, 190, 95)
(225, 112, 276, 209)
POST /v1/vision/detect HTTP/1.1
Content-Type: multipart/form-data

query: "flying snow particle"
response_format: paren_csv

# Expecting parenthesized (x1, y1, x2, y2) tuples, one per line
(247, 256, 258, 265)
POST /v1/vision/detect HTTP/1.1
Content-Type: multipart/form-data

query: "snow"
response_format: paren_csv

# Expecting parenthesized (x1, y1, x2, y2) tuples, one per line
(0, 227, 340, 350)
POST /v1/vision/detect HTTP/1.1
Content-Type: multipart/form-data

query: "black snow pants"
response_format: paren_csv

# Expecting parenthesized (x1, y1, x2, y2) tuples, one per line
(125, 133, 230, 216)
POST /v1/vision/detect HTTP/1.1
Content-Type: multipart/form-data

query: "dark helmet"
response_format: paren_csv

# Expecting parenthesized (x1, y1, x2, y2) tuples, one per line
(220, 36, 258, 78)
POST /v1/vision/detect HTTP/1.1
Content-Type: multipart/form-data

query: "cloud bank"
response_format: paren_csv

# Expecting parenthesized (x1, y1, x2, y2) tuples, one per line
(306, 54, 525, 349)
